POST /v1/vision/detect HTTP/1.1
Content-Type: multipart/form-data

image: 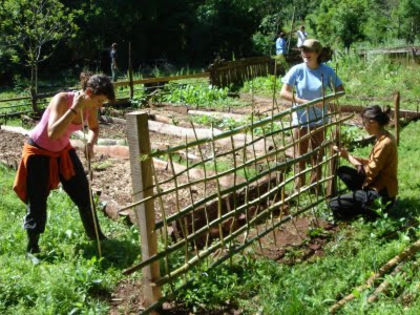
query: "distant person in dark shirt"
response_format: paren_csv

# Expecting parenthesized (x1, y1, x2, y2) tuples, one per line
(110, 43, 118, 82)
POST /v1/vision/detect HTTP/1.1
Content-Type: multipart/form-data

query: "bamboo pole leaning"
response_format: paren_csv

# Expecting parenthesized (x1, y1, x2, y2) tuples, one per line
(152, 134, 341, 231)
(144, 110, 336, 191)
(123, 151, 338, 276)
(149, 92, 345, 158)
(154, 175, 335, 286)
(329, 239, 420, 313)
(138, 191, 328, 315)
(118, 113, 352, 215)
(367, 261, 406, 303)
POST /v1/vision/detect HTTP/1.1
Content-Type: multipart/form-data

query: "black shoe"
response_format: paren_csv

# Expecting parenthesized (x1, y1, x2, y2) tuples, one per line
(87, 231, 107, 241)
(26, 231, 41, 254)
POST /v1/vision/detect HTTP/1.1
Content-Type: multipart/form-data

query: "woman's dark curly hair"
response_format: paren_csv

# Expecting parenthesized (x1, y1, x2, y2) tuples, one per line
(80, 72, 115, 102)
(362, 105, 391, 126)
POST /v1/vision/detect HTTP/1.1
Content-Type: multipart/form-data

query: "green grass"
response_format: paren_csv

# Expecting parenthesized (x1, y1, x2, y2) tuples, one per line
(0, 120, 419, 314)
(0, 164, 142, 314)
(240, 53, 419, 111)
(241, 75, 283, 97)
(153, 81, 245, 109)
(336, 53, 420, 110)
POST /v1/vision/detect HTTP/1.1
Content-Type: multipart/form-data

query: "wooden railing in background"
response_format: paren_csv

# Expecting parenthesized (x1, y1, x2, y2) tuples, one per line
(208, 56, 274, 87)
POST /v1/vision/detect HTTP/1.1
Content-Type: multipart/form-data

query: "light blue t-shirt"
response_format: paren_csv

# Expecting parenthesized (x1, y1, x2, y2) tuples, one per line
(276, 38, 286, 55)
(282, 63, 342, 126)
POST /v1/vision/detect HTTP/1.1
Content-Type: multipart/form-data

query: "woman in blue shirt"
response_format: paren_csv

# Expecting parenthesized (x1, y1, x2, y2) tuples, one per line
(280, 39, 344, 191)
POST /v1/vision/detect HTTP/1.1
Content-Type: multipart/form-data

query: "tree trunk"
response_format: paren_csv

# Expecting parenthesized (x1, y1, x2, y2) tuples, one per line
(30, 63, 39, 113)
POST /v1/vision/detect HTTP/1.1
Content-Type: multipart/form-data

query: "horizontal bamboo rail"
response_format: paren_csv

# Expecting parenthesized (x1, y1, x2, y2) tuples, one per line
(123, 152, 337, 276)
(142, 111, 338, 191)
(154, 175, 334, 286)
(0, 92, 56, 103)
(135, 194, 332, 314)
(119, 112, 352, 215)
(150, 91, 345, 157)
(113, 72, 209, 88)
(0, 110, 33, 119)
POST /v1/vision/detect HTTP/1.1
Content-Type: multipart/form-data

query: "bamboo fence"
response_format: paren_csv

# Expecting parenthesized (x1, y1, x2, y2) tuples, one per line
(208, 56, 275, 87)
(124, 91, 350, 313)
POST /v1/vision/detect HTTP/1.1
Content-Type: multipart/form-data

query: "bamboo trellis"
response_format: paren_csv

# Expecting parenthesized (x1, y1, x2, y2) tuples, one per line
(123, 90, 351, 313)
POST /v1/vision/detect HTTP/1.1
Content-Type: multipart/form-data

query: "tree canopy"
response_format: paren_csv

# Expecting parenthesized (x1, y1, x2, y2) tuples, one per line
(0, 0, 419, 85)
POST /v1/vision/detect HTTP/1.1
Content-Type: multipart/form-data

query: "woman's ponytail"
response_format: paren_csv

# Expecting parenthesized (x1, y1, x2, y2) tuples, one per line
(362, 105, 391, 126)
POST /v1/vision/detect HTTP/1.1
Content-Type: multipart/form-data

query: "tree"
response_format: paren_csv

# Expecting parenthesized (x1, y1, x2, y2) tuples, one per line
(307, 0, 369, 49)
(393, 0, 420, 43)
(0, 0, 79, 111)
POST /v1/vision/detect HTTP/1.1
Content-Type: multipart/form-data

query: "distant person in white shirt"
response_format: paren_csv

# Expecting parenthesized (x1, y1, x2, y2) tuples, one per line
(296, 25, 308, 48)
(275, 32, 287, 55)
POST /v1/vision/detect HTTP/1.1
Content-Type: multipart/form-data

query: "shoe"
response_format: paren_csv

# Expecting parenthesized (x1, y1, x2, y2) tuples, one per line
(26, 231, 41, 254)
(87, 231, 107, 241)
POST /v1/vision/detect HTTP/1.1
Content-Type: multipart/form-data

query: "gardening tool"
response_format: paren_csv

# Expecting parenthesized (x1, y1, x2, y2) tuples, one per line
(80, 109, 102, 258)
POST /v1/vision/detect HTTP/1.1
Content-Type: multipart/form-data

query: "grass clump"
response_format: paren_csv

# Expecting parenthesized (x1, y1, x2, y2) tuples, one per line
(0, 164, 141, 314)
(155, 82, 244, 109)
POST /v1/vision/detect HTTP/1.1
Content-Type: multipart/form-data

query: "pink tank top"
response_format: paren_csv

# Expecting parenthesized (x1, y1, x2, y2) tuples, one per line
(29, 92, 89, 152)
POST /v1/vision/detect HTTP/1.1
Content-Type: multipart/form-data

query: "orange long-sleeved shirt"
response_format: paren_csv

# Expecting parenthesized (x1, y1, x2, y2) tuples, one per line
(363, 131, 398, 198)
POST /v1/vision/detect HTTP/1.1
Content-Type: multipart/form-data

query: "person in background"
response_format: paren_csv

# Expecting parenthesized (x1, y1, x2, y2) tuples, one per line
(280, 39, 344, 191)
(296, 25, 308, 48)
(13, 72, 115, 254)
(110, 42, 118, 82)
(276, 32, 287, 55)
(329, 105, 398, 220)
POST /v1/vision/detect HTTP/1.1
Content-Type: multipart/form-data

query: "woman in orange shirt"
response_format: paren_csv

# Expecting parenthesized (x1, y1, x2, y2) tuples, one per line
(329, 105, 398, 220)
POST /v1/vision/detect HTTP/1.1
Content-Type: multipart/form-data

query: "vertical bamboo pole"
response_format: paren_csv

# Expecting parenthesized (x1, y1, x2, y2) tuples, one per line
(128, 41, 134, 99)
(394, 91, 400, 146)
(287, 6, 296, 55)
(126, 111, 161, 306)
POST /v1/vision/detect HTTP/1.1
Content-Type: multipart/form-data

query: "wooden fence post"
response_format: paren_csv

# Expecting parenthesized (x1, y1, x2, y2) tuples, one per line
(126, 111, 162, 307)
(394, 91, 400, 146)
(128, 41, 134, 100)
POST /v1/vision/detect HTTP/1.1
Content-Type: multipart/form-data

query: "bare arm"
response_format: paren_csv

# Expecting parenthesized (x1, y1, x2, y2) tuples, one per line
(48, 92, 82, 140)
(333, 146, 366, 167)
(280, 83, 344, 108)
(85, 107, 100, 158)
(280, 83, 308, 105)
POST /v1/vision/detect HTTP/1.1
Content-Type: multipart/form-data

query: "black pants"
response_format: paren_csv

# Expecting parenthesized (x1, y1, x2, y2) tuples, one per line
(329, 166, 392, 220)
(24, 146, 103, 239)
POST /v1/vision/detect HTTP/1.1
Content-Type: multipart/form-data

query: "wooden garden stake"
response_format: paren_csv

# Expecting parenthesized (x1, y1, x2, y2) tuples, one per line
(394, 91, 400, 145)
(126, 111, 162, 307)
(128, 41, 134, 99)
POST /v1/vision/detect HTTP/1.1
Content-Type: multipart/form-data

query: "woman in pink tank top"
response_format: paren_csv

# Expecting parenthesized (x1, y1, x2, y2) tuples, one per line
(16, 72, 115, 254)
